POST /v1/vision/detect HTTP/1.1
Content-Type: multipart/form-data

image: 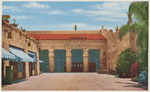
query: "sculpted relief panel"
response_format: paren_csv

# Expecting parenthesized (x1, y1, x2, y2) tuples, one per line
(39, 40, 107, 50)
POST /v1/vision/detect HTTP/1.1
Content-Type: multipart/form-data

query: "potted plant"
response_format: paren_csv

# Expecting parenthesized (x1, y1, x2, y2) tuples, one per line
(2, 15, 10, 23)
(22, 29, 26, 32)
(12, 18, 19, 27)
(20, 27, 26, 32)
(115, 26, 119, 31)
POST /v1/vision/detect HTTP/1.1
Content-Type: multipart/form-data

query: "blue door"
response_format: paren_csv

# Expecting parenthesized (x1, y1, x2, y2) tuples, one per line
(89, 49, 100, 72)
(71, 49, 83, 72)
(54, 50, 66, 72)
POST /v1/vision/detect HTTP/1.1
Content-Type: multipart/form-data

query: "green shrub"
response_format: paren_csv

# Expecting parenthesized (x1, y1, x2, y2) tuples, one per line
(133, 77, 138, 82)
(116, 49, 137, 77)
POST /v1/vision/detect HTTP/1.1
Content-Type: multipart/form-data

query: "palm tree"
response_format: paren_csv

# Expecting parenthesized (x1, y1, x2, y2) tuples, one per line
(119, 2, 148, 72)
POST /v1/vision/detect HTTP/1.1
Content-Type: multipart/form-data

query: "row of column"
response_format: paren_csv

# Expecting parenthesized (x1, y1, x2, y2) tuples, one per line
(49, 49, 104, 72)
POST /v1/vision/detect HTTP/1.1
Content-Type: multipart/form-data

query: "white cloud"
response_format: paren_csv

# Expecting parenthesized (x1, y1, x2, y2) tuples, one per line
(71, 9, 127, 18)
(28, 23, 116, 31)
(3, 5, 23, 12)
(23, 2, 49, 8)
(41, 10, 66, 15)
(55, 23, 99, 30)
(92, 5, 102, 9)
(85, 10, 126, 18)
(72, 9, 84, 13)
(11, 15, 32, 20)
(47, 10, 67, 14)
(13, 16, 27, 19)
(72, 2, 131, 18)
(92, 2, 130, 11)
(95, 18, 125, 21)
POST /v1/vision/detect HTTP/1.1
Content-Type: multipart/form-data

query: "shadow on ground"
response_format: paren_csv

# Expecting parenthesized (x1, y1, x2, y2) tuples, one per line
(115, 81, 148, 90)
(2, 79, 28, 88)
(115, 82, 133, 84)
(123, 84, 148, 90)
(13, 79, 27, 84)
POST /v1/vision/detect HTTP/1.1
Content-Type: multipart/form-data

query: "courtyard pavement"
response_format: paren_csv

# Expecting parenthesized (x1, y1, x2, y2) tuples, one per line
(2, 73, 147, 91)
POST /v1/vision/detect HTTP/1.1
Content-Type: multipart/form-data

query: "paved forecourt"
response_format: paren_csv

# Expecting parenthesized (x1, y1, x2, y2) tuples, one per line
(2, 73, 146, 91)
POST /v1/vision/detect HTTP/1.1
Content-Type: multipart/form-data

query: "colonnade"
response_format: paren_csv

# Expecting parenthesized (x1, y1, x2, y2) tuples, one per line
(48, 49, 105, 72)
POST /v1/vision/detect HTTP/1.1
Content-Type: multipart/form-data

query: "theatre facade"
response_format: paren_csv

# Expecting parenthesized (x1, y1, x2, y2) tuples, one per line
(27, 29, 138, 73)
(28, 31, 107, 73)
(2, 19, 138, 84)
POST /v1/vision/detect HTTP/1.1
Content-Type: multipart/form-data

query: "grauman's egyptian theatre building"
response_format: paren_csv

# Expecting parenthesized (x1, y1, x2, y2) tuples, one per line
(27, 28, 138, 73)
(2, 21, 138, 84)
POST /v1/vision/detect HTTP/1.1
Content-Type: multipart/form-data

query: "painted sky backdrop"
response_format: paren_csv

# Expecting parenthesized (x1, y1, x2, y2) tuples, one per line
(2, 1, 133, 31)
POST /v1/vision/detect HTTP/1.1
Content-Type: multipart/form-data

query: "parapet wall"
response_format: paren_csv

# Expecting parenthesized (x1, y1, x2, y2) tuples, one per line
(100, 29, 138, 71)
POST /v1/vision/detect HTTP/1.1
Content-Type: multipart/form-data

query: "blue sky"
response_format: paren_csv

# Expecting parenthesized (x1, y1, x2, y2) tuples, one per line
(2, 1, 133, 31)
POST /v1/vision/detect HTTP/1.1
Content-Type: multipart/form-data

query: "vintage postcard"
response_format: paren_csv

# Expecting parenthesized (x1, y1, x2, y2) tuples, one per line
(1, 0, 149, 91)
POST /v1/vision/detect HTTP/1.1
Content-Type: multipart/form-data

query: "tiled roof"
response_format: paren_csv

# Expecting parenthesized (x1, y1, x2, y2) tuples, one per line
(28, 34, 106, 40)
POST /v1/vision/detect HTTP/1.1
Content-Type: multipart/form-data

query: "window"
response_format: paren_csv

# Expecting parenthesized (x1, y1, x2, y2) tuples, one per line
(18, 61, 23, 72)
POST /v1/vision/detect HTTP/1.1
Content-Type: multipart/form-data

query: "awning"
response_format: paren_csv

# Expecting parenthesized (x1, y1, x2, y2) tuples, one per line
(39, 60, 44, 63)
(9, 46, 35, 62)
(28, 51, 45, 63)
(28, 51, 36, 62)
(2, 48, 16, 60)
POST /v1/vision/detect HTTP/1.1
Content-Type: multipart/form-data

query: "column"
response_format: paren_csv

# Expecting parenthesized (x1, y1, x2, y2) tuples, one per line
(35, 47, 40, 75)
(83, 49, 89, 72)
(24, 49, 30, 78)
(2, 30, 10, 80)
(49, 49, 55, 72)
(66, 49, 72, 72)
(2, 42, 10, 79)
(100, 49, 104, 71)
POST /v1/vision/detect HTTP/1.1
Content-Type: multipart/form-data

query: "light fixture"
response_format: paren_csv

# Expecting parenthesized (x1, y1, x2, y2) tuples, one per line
(7, 32, 13, 38)
(28, 42, 31, 46)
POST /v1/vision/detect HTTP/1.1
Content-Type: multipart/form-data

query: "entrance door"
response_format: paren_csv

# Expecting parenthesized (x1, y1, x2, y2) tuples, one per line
(54, 50, 66, 72)
(64, 62, 96, 72)
(89, 49, 100, 72)
(89, 62, 96, 72)
(29, 62, 32, 76)
(71, 49, 83, 72)
(64, 63, 83, 72)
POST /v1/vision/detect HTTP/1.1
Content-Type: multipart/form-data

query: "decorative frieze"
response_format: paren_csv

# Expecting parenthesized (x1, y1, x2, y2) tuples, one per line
(64, 41, 91, 49)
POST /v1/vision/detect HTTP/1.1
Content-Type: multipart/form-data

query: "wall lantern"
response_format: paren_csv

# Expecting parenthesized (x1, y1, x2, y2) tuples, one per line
(7, 32, 13, 38)
(39, 47, 41, 51)
(28, 42, 31, 46)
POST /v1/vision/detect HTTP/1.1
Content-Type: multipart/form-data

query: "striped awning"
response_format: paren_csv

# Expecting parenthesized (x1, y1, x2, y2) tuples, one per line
(2, 48, 16, 60)
(9, 46, 35, 62)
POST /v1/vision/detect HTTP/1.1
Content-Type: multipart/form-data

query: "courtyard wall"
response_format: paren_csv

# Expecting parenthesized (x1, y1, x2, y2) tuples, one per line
(100, 29, 138, 72)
